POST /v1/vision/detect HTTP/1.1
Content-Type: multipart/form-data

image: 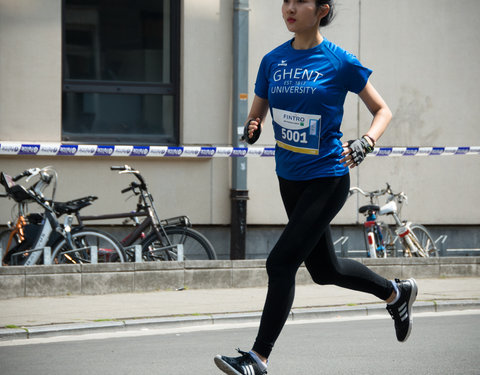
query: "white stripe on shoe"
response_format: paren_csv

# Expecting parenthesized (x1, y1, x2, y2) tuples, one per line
(399, 302, 408, 321)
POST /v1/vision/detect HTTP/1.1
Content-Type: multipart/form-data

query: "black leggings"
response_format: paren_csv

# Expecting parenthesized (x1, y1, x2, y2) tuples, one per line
(252, 173, 393, 358)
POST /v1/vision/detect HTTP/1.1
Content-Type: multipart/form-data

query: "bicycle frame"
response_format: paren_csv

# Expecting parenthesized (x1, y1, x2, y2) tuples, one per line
(79, 212, 191, 245)
(78, 211, 150, 247)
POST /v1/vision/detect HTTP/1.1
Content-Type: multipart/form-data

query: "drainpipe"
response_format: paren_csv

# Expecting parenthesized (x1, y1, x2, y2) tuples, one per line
(230, 0, 249, 260)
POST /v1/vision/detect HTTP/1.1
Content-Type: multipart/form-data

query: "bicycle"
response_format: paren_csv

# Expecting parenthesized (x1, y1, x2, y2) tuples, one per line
(0, 166, 125, 265)
(349, 184, 439, 258)
(348, 186, 388, 258)
(77, 165, 217, 261)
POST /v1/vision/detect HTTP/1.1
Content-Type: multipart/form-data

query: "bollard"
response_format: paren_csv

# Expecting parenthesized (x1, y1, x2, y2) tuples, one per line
(435, 235, 448, 256)
(176, 244, 184, 262)
(134, 244, 142, 263)
(340, 236, 349, 257)
(90, 246, 98, 264)
(43, 247, 52, 265)
(334, 236, 349, 257)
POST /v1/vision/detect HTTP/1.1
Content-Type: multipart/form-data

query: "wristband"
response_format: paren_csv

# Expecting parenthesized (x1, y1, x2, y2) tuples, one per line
(362, 134, 376, 148)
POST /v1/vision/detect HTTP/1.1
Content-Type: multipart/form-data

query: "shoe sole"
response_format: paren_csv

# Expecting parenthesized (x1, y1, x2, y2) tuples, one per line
(401, 278, 418, 342)
(214, 355, 242, 375)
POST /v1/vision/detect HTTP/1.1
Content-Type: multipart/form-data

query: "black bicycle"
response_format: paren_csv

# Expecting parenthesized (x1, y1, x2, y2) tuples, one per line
(78, 165, 217, 261)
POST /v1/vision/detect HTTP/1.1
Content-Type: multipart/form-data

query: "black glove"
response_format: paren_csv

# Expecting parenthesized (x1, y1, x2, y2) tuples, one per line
(241, 119, 261, 145)
(346, 137, 374, 166)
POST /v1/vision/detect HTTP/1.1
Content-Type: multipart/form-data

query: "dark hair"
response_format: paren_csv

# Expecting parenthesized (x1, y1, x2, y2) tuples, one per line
(316, 0, 335, 27)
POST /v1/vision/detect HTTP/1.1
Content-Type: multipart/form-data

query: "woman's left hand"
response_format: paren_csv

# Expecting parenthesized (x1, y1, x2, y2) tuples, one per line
(340, 142, 357, 169)
(340, 137, 373, 169)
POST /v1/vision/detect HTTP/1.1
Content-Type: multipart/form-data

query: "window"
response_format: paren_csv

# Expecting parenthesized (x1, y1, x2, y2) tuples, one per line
(62, 0, 180, 145)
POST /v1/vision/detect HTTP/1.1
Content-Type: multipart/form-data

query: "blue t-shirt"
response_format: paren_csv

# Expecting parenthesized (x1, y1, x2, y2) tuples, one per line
(255, 38, 372, 180)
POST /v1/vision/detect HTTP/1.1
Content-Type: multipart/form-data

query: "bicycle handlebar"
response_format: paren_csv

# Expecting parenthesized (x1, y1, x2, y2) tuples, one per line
(111, 165, 129, 171)
(12, 167, 56, 183)
(11, 167, 42, 182)
(12, 170, 32, 181)
(349, 186, 387, 198)
(349, 183, 408, 204)
(111, 165, 147, 189)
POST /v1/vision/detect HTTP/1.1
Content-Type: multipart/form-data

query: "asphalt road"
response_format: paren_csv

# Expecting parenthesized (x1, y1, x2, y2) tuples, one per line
(1, 311, 479, 375)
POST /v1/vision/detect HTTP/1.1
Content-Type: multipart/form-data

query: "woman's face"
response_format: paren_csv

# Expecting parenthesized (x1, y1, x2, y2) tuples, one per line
(282, 0, 326, 34)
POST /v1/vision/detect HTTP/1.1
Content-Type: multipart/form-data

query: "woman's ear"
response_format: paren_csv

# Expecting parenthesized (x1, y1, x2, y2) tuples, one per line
(317, 4, 330, 22)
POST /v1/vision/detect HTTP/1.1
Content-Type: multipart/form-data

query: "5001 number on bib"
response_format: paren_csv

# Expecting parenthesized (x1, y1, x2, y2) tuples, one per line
(281, 128, 308, 144)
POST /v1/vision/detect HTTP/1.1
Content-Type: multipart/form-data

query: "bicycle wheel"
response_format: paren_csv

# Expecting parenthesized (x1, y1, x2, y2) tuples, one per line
(409, 224, 438, 257)
(142, 227, 217, 261)
(51, 228, 125, 264)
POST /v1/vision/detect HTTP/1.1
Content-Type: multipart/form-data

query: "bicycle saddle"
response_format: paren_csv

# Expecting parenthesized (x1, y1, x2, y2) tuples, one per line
(53, 196, 98, 215)
(358, 204, 380, 214)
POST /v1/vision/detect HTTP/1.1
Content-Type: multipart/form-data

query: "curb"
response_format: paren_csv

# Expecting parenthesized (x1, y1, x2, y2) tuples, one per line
(2, 257, 479, 299)
(1, 299, 479, 342)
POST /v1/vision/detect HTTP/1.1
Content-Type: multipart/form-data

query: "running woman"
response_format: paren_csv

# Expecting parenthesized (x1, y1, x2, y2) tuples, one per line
(214, 1, 417, 374)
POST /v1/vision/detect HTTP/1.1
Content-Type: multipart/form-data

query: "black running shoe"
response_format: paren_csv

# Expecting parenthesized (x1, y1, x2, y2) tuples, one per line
(386, 278, 418, 342)
(214, 349, 267, 375)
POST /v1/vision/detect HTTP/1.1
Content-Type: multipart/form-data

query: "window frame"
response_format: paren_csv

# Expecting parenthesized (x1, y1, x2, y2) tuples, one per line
(61, 0, 181, 145)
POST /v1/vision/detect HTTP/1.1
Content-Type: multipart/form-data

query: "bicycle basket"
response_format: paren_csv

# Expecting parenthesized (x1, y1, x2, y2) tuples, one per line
(0, 172, 34, 203)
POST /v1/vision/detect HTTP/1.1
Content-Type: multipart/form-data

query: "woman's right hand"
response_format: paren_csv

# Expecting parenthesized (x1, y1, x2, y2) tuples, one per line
(246, 118, 261, 138)
(242, 117, 262, 144)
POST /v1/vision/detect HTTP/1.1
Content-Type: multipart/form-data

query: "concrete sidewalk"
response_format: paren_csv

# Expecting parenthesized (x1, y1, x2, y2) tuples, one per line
(1, 277, 479, 341)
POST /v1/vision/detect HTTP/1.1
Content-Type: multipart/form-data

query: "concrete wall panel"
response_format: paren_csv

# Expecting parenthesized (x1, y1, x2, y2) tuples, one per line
(0, 0, 61, 141)
(182, 0, 233, 145)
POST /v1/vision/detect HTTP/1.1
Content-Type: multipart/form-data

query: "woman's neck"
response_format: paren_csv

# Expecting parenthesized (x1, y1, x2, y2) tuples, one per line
(292, 32, 323, 50)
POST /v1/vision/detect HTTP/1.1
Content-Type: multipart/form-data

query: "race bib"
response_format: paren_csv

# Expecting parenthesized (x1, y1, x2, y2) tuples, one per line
(272, 108, 321, 155)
